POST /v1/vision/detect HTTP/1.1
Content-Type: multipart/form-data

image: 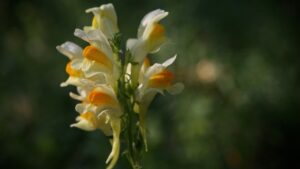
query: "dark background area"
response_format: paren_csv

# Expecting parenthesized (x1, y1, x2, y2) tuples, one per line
(0, 0, 299, 168)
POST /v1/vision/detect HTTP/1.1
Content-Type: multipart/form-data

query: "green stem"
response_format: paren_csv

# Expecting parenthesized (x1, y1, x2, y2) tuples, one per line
(113, 33, 143, 169)
(124, 70, 142, 169)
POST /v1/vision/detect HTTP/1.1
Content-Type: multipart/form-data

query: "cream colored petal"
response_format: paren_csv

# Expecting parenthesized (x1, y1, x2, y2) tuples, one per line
(139, 24, 167, 54)
(70, 117, 96, 131)
(75, 103, 98, 114)
(143, 55, 177, 79)
(74, 29, 113, 60)
(82, 61, 112, 78)
(99, 17, 119, 39)
(86, 3, 118, 28)
(127, 38, 150, 63)
(69, 92, 84, 101)
(80, 85, 121, 116)
(70, 58, 83, 70)
(138, 9, 168, 38)
(130, 42, 148, 63)
(141, 9, 168, 26)
(85, 4, 119, 39)
(106, 118, 121, 169)
(96, 111, 112, 132)
(136, 91, 157, 151)
(83, 26, 93, 32)
(75, 103, 85, 114)
(162, 54, 177, 67)
(60, 76, 82, 87)
(144, 63, 164, 79)
(84, 72, 108, 84)
(81, 59, 93, 72)
(95, 107, 120, 119)
(99, 3, 117, 23)
(126, 38, 138, 50)
(77, 86, 91, 98)
(56, 41, 82, 60)
(94, 85, 118, 100)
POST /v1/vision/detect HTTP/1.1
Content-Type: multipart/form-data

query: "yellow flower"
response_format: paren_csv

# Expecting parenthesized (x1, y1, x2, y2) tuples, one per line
(127, 9, 169, 63)
(56, 42, 85, 87)
(57, 28, 120, 88)
(74, 29, 119, 83)
(135, 55, 184, 149)
(71, 86, 122, 131)
(56, 42, 108, 87)
(137, 55, 184, 99)
(71, 85, 122, 169)
(84, 3, 119, 39)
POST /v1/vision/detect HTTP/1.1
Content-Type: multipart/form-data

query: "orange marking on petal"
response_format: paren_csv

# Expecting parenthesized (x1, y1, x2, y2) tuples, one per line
(83, 45, 112, 71)
(143, 57, 151, 68)
(149, 69, 174, 88)
(88, 89, 117, 106)
(149, 23, 165, 40)
(80, 111, 97, 126)
(66, 62, 82, 77)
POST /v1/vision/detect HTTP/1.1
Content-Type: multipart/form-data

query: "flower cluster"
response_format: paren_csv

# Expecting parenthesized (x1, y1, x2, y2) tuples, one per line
(57, 3, 183, 169)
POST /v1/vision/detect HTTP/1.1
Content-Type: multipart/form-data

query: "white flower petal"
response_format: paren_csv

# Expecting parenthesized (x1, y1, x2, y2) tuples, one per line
(94, 85, 118, 100)
(162, 54, 177, 67)
(81, 59, 93, 72)
(70, 58, 83, 70)
(56, 41, 82, 60)
(60, 77, 82, 87)
(84, 70, 105, 78)
(74, 28, 88, 40)
(106, 118, 121, 169)
(141, 9, 168, 26)
(126, 38, 138, 50)
(143, 55, 176, 79)
(138, 9, 168, 38)
(77, 86, 91, 98)
(86, 3, 117, 25)
(144, 63, 164, 79)
(70, 118, 96, 131)
(85, 3, 118, 39)
(75, 103, 86, 114)
(74, 29, 113, 59)
(69, 92, 84, 101)
(81, 61, 111, 78)
(96, 111, 112, 135)
(78, 103, 98, 114)
(130, 42, 148, 63)
(85, 73, 108, 85)
(101, 4, 118, 25)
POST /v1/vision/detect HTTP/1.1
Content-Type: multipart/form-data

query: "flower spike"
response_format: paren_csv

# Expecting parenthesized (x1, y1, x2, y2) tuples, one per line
(57, 3, 183, 169)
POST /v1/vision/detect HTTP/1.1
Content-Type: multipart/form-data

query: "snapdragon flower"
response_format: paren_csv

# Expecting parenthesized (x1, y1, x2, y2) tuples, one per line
(57, 3, 183, 169)
(127, 9, 168, 63)
(84, 3, 119, 39)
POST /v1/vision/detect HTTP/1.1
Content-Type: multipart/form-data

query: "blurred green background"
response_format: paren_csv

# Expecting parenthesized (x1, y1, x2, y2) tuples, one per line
(1, 0, 299, 168)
